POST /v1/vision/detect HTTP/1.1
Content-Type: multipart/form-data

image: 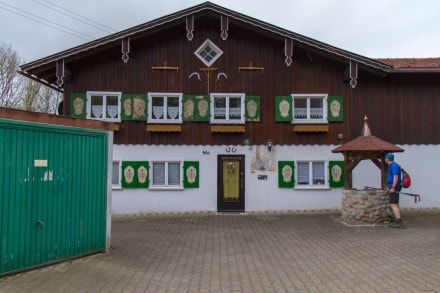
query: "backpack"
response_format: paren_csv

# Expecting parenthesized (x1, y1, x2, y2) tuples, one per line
(401, 168, 411, 188)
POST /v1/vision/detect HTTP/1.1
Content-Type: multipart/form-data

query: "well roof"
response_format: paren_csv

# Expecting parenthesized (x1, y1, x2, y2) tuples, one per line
(332, 116, 404, 153)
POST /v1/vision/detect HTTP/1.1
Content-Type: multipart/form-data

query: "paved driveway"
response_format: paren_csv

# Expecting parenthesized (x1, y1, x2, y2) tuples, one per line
(1, 210, 440, 292)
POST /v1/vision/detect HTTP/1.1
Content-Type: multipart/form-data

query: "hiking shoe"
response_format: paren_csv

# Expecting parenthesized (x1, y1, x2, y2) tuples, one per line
(389, 221, 405, 229)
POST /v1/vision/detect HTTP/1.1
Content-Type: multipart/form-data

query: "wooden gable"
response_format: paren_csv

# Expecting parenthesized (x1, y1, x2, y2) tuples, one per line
(18, 2, 440, 147)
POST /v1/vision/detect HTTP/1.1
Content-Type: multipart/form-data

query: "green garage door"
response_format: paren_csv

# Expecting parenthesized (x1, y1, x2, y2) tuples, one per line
(0, 119, 108, 276)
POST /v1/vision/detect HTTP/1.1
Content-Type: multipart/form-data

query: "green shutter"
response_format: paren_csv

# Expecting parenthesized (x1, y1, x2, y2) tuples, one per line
(275, 96, 292, 122)
(278, 161, 295, 188)
(70, 93, 86, 118)
(183, 161, 199, 188)
(121, 161, 138, 188)
(122, 161, 149, 188)
(183, 95, 196, 121)
(136, 161, 149, 188)
(121, 94, 132, 120)
(121, 94, 147, 121)
(183, 95, 210, 122)
(245, 96, 260, 122)
(328, 96, 343, 122)
(329, 161, 345, 187)
(195, 95, 210, 121)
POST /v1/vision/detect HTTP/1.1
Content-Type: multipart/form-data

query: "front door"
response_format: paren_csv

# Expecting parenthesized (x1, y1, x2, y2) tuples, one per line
(217, 155, 245, 212)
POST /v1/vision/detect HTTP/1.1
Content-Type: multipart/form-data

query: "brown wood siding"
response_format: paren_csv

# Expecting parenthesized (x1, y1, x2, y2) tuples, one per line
(63, 16, 440, 146)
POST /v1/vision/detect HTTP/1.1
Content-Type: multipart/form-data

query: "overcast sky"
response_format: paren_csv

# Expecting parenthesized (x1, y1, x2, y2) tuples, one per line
(1, 0, 439, 63)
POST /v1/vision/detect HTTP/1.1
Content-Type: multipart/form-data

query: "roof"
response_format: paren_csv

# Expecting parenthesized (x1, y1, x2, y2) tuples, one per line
(19, 2, 440, 90)
(19, 2, 391, 79)
(332, 116, 404, 153)
(376, 58, 440, 72)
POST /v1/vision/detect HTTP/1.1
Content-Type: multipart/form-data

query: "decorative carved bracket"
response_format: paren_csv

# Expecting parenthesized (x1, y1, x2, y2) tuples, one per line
(121, 37, 130, 63)
(186, 15, 194, 41)
(221, 15, 229, 40)
(284, 38, 293, 66)
(56, 59, 64, 87)
(344, 60, 358, 88)
(349, 60, 358, 88)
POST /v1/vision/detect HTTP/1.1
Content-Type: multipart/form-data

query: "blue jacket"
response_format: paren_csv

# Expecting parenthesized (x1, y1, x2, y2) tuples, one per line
(387, 162, 402, 188)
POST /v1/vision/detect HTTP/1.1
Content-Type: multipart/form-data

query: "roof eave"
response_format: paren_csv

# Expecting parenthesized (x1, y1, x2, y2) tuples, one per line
(20, 1, 391, 74)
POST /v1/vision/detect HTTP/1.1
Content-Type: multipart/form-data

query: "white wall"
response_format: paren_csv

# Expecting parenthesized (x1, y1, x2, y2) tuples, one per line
(112, 144, 440, 214)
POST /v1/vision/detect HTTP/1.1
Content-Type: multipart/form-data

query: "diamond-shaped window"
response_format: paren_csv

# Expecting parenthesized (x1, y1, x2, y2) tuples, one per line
(195, 39, 223, 67)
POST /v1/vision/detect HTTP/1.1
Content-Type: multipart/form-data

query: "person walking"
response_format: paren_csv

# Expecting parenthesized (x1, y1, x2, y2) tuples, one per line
(385, 153, 404, 228)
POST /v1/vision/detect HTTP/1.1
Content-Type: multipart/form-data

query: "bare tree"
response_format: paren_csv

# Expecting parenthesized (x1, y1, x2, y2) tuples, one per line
(0, 43, 60, 114)
(0, 43, 26, 109)
(22, 79, 61, 113)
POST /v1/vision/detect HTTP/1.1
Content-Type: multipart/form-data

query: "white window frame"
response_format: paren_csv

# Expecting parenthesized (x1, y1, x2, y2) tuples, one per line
(194, 39, 223, 67)
(295, 160, 329, 189)
(210, 93, 245, 124)
(112, 160, 122, 189)
(292, 94, 328, 124)
(147, 92, 183, 124)
(86, 91, 122, 122)
(149, 160, 184, 190)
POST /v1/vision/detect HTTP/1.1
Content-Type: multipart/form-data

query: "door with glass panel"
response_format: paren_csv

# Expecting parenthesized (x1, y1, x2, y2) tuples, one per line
(217, 155, 245, 212)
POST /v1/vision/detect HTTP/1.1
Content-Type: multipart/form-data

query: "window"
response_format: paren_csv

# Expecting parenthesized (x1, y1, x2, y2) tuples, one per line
(210, 93, 245, 124)
(112, 161, 121, 189)
(296, 161, 327, 188)
(148, 93, 183, 123)
(194, 39, 223, 67)
(86, 91, 121, 122)
(292, 94, 328, 124)
(151, 161, 183, 189)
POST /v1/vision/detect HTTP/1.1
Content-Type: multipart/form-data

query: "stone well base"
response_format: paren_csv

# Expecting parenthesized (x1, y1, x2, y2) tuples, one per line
(342, 188, 391, 225)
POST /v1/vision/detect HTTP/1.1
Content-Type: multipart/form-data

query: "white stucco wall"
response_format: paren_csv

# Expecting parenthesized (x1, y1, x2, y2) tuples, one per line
(112, 144, 439, 214)
(353, 144, 439, 208)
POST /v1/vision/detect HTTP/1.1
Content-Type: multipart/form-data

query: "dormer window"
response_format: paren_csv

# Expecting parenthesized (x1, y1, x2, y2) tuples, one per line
(195, 39, 223, 67)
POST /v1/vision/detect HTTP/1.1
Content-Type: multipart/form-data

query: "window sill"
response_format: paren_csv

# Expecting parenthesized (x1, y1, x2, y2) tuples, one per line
(146, 124, 182, 132)
(293, 125, 329, 132)
(149, 187, 184, 191)
(295, 186, 330, 190)
(211, 125, 245, 133)
(89, 118, 121, 123)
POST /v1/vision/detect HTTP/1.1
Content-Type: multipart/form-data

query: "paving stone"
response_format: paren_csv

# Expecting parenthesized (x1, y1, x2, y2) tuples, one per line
(1, 210, 440, 292)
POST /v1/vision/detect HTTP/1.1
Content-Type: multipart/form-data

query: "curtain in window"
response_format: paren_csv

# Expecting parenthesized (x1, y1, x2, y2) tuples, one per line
(312, 162, 325, 185)
(153, 162, 165, 185)
(297, 162, 309, 185)
(106, 95, 119, 118)
(168, 163, 180, 185)
(112, 162, 120, 185)
(91, 95, 103, 118)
